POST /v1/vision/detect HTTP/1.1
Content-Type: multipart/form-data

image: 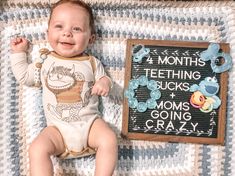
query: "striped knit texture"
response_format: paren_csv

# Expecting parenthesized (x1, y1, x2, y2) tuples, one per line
(0, 1, 235, 176)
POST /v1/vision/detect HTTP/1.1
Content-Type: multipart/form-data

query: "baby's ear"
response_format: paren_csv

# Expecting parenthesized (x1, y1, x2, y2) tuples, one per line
(89, 34, 96, 44)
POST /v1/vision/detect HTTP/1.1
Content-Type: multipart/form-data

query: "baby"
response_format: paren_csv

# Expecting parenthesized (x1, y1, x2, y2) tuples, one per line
(10, 0, 117, 175)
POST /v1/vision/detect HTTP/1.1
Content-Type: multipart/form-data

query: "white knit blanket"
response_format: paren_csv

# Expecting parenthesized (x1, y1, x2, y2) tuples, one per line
(0, 1, 235, 175)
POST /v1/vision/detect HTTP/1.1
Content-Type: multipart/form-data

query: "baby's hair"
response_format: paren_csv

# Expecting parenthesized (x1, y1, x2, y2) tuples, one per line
(49, 0, 95, 35)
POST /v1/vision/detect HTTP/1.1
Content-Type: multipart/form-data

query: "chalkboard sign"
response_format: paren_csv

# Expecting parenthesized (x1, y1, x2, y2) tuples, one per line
(122, 39, 229, 145)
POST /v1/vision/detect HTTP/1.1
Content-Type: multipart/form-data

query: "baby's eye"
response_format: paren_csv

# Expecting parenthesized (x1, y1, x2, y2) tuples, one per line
(54, 24, 63, 29)
(72, 27, 82, 32)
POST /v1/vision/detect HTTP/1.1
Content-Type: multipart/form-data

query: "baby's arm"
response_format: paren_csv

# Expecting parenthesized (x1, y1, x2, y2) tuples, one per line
(91, 76, 112, 96)
(10, 37, 36, 86)
(91, 57, 112, 97)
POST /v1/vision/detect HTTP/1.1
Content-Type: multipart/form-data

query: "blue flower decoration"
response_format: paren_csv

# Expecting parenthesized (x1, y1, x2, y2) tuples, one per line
(200, 43, 233, 73)
(124, 76, 161, 112)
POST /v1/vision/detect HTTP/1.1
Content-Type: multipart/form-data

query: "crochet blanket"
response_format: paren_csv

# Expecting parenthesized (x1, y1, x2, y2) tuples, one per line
(1, 0, 235, 175)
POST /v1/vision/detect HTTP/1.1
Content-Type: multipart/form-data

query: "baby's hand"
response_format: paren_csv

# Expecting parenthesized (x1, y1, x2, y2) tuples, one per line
(10, 37, 29, 53)
(91, 76, 112, 97)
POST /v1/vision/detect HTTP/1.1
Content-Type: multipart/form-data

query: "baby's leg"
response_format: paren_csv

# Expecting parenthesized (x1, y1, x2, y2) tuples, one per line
(28, 126, 65, 176)
(88, 118, 118, 176)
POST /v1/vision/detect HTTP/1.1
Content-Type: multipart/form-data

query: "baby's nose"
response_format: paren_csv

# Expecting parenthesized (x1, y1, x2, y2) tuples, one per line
(63, 31, 72, 37)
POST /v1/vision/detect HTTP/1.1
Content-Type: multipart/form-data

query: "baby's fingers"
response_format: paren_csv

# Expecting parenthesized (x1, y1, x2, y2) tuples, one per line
(11, 38, 22, 45)
(98, 90, 108, 96)
(11, 37, 28, 45)
(91, 87, 108, 96)
(10, 37, 29, 53)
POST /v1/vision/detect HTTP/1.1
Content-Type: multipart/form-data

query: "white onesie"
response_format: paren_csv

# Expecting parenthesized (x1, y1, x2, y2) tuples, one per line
(11, 49, 110, 159)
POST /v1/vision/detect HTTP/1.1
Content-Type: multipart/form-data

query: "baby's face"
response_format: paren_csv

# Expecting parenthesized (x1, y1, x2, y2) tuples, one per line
(47, 3, 93, 58)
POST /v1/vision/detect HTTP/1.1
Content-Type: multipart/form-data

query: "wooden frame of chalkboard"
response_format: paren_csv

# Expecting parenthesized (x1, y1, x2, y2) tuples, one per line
(122, 39, 229, 145)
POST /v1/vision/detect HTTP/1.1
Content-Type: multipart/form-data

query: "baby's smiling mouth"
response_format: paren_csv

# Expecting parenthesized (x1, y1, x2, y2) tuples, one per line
(59, 42, 75, 49)
(60, 42, 74, 45)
